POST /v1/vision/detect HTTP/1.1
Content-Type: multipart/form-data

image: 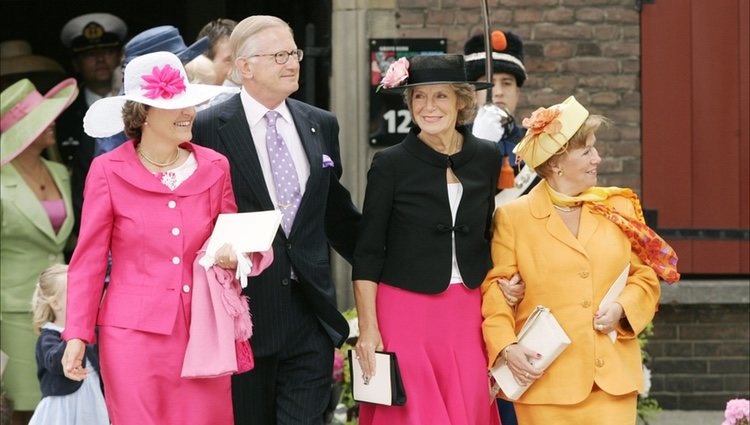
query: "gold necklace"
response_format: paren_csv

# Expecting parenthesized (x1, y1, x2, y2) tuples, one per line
(137, 146, 180, 168)
(553, 204, 581, 212)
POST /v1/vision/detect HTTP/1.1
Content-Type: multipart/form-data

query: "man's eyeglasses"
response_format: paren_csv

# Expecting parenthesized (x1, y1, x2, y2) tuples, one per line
(248, 49, 304, 65)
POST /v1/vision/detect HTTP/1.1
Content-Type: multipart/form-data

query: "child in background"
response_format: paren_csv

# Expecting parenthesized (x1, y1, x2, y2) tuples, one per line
(28, 265, 108, 425)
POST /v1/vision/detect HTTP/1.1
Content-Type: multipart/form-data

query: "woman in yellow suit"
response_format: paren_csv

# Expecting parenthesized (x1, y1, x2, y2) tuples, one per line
(481, 96, 679, 424)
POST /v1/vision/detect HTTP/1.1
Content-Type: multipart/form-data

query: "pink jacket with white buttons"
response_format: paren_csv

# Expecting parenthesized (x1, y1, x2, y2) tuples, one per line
(63, 140, 237, 344)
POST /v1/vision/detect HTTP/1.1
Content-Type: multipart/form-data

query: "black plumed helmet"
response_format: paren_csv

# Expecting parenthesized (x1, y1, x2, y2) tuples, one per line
(463, 30, 527, 87)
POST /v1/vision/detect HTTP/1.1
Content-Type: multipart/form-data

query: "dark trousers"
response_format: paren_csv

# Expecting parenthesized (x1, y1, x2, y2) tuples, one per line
(499, 398, 518, 425)
(232, 282, 334, 425)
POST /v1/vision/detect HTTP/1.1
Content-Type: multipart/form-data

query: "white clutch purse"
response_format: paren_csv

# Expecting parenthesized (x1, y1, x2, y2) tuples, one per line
(491, 305, 572, 400)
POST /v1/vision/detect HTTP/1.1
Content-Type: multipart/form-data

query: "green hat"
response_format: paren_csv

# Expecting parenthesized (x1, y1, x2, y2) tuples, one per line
(1, 78, 78, 165)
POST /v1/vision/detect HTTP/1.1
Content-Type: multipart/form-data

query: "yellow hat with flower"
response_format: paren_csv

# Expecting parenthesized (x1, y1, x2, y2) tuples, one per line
(513, 96, 589, 169)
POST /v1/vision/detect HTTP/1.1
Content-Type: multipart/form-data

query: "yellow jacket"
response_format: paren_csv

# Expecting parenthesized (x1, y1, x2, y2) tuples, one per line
(482, 183, 660, 405)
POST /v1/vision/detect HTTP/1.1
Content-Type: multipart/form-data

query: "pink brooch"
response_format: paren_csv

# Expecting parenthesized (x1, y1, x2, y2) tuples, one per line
(140, 64, 187, 100)
(378, 57, 410, 91)
(522, 106, 563, 137)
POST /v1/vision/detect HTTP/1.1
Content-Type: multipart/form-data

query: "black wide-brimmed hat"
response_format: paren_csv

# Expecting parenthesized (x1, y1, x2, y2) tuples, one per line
(379, 54, 492, 94)
(464, 30, 527, 87)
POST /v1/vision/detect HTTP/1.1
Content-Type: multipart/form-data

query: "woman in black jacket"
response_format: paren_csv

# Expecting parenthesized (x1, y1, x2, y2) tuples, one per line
(352, 54, 503, 425)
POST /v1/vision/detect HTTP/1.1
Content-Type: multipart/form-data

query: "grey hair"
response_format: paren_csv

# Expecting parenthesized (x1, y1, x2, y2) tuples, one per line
(229, 15, 294, 83)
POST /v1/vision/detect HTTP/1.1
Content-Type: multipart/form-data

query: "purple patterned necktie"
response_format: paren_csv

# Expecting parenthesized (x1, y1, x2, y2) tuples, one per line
(264, 111, 301, 235)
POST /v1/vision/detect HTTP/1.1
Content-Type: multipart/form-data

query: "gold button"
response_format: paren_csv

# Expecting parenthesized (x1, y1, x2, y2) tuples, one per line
(582, 300, 591, 308)
(579, 270, 590, 278)
(595, 358, 605, 367)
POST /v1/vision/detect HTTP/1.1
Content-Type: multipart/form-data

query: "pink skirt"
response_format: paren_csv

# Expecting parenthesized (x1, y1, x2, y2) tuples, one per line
(98, 292, 233, 425)
(359, 283, 500, 425)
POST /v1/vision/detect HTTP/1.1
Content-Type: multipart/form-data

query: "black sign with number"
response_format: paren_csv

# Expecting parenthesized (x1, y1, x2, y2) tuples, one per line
(368, 38, 447, 147)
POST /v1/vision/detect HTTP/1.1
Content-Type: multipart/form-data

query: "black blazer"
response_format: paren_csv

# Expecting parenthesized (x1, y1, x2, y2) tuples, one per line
(35, 327, 100, 397)
(192, 95, 361, 354)
(352, 127, 500, 294)
(56, 91, 96, 238)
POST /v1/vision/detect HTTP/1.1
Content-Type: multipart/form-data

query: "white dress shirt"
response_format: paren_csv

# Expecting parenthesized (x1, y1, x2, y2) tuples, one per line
(239, 87, 310, 209)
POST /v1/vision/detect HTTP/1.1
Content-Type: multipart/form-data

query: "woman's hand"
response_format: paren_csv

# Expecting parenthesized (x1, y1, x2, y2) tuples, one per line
(503, 343, 543, 386)
(62, 339, 88, 381)
(215, 243, 238, 270)
(498, 273, 525, 306)
(594, 302, 625, 334)
(354, 324, 384, 384)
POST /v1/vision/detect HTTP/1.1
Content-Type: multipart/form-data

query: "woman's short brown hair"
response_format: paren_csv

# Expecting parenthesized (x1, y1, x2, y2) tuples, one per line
(122, 101, 150, 140)
(404, 83, 478, 128)
(535, 114, 609, 178)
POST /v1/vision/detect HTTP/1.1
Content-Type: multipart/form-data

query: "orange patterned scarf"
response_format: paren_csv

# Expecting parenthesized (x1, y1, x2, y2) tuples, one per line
(544, 181, 680, 284)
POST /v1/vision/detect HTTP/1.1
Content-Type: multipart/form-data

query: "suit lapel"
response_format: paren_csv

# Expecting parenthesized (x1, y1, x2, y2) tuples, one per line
(108, 141, 225, 196)
(216, 96, 274, 210)
(528, 184, 590, 259)
(286, 100, 324, 237)
(577, 204, 600, 251)
(46, 160, 74, 243)
(4, 166, 56, 240)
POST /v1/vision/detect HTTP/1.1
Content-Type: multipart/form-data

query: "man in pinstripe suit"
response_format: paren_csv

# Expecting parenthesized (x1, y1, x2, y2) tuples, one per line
(193, 15, 360, 425)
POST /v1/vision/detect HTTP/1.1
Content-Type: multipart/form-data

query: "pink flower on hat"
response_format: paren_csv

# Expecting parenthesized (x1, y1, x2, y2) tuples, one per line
(140, 64, 186, 100)
(379, 57, 410, 90)
(522, 106, 563, 137)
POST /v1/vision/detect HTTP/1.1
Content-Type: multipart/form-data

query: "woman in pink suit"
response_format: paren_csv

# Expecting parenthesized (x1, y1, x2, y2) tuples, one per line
(60, 52, 237, 425)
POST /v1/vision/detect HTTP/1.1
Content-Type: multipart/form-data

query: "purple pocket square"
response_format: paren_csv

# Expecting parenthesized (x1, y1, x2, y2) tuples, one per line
(322, 154, 334, 168)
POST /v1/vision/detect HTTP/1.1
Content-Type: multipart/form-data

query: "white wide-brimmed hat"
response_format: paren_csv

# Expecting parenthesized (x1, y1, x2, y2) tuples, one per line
(83, 51, 232, 137)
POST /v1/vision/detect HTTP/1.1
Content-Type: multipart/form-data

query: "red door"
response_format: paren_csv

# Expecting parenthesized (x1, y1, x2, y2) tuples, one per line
(641, 0, 749, 274)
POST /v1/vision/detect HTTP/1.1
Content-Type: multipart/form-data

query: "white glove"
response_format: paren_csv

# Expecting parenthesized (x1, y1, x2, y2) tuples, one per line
(472, 104, 507, 142)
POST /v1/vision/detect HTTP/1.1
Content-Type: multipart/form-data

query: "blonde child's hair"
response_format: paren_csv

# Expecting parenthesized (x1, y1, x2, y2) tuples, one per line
(31, 264, 68, 335)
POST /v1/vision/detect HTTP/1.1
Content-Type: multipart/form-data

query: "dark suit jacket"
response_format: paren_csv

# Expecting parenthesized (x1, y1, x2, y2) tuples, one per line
(192, 94, 360, 354)
(352, 126, 500, 293)
(56, 90, 96, 238)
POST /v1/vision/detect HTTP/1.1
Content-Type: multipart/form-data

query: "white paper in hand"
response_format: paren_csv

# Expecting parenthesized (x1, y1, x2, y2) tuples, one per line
(205, 210, 282, 257)
(599, 264, 630, 343)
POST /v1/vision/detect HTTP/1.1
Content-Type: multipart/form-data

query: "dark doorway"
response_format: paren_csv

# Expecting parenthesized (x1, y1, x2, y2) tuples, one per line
(0, 0, 331, 108)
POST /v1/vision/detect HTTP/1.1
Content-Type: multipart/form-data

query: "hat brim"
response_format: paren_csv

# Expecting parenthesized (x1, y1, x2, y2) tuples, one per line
(380, 80, 492, 95)
(1, 78, 78, 165)
(83, 83, 233, 138)
(176, 37, 209, 64)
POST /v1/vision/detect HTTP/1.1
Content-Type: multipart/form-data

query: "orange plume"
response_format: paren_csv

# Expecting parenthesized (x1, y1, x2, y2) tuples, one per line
(491, 31, 507, 52)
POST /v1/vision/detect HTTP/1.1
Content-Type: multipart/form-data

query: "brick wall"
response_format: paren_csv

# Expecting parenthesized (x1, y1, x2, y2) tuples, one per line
(386, 1, 750, 412)
(648, 303, 750, 410)
(394, 0, 642, 190)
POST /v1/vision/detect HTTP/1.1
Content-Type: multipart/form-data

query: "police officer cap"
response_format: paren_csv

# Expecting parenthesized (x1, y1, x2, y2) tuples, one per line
(61, 13, 127, 53)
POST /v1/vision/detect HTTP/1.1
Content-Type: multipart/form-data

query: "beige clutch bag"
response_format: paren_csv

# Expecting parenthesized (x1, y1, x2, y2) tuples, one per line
(490, 305, 572, 400)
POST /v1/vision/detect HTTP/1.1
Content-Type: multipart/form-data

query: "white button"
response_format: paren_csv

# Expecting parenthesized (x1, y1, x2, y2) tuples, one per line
(168, 200, 176, 208)
(171, 227, 180, 236)
(182, 285, 190, 293)
(172, 257, 181, 264)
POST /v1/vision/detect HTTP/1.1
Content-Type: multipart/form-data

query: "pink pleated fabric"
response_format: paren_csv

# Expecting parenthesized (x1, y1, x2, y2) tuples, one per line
(359, 283, 501, 425)
(98, 293, 233, 425)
